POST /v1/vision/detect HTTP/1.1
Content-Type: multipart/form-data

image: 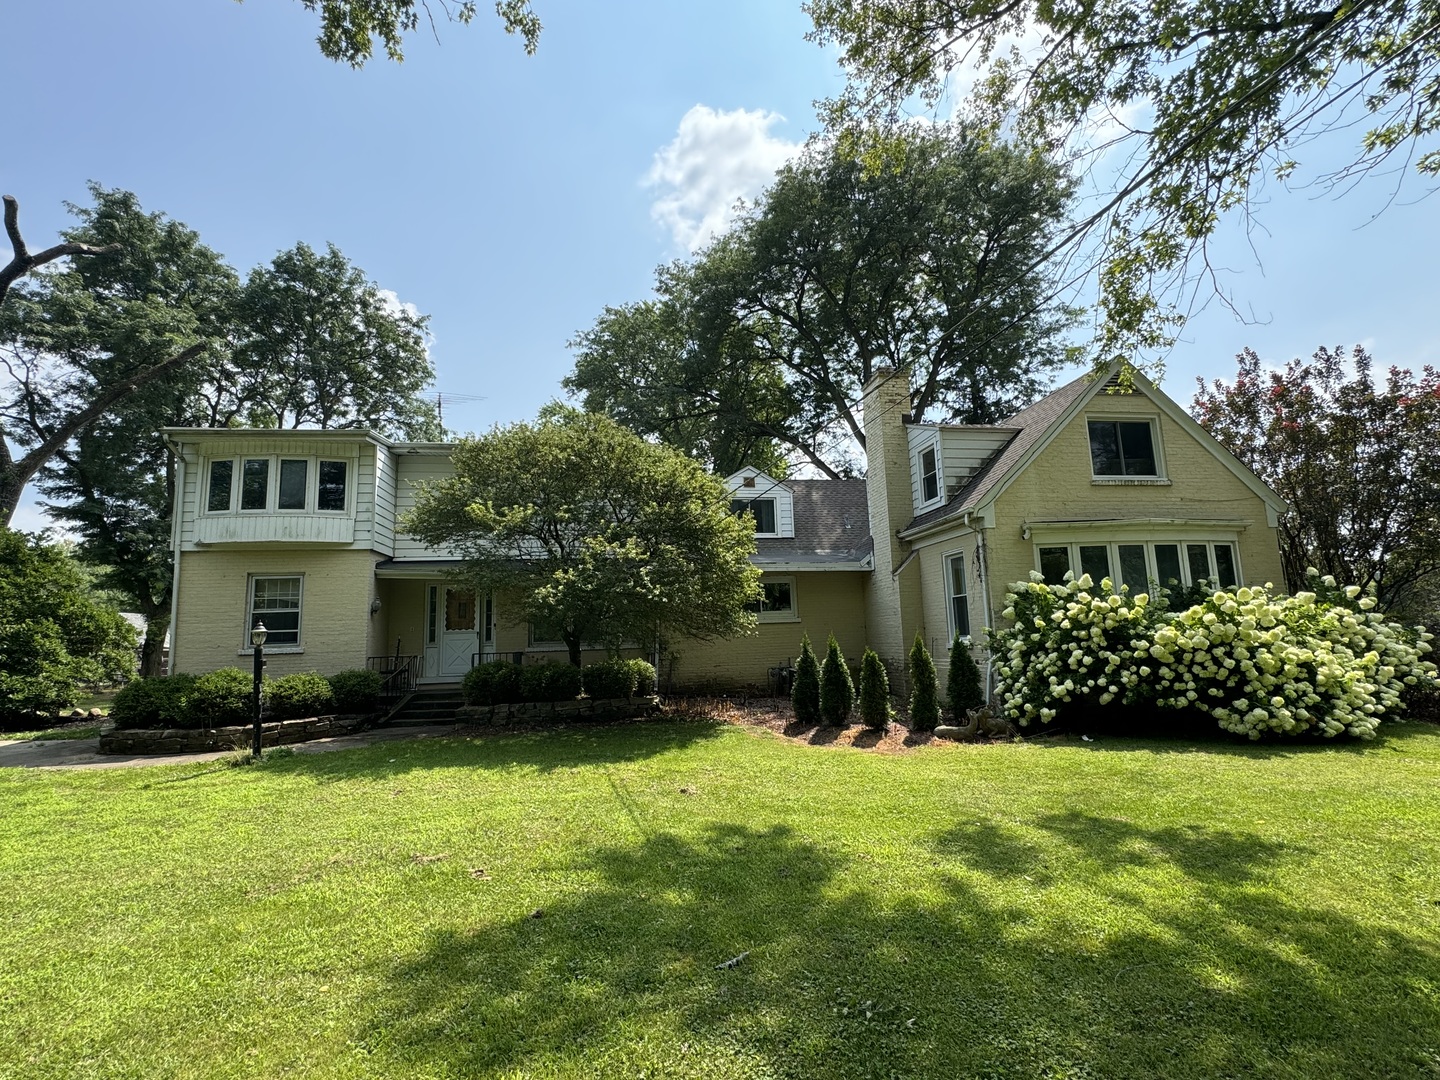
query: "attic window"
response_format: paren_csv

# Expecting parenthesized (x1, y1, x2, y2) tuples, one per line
(731, 497, 777, 534)
(1088, 420, 1159, 477)
(919, 445, 940, 503)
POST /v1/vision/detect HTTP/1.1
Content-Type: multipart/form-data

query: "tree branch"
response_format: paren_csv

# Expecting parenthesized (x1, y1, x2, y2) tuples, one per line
(1, 194, 122, 307)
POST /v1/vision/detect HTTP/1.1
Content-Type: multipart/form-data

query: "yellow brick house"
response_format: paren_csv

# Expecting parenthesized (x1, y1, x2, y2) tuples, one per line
(162, 363, 1284, 694)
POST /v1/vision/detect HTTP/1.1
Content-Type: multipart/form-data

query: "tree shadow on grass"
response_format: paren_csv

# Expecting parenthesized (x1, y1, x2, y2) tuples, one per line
(358, 817, 1440, 1078)
(264, 719, 728, 783)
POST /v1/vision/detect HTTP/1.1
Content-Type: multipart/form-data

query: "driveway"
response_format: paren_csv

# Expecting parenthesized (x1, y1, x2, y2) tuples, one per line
(0, 724, 462, 770)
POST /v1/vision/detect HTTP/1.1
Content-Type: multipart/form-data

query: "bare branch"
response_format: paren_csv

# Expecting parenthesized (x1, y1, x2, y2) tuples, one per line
(1, 194, 122, 307)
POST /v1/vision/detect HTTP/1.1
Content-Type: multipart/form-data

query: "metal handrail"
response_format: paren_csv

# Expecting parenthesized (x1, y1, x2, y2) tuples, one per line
(366, 653, 419, 700)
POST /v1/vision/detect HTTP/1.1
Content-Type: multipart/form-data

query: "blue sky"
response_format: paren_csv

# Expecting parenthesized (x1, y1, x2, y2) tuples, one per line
(5, 0, 1437, 532)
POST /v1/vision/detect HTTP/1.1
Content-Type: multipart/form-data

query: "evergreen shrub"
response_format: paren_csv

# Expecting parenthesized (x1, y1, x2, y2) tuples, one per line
(463, 661, 523, 706)
(792, 635, 821, 725)
(627, 658, 657, 695)
(109, 674, 198, 730)
(519, 662, 584, 703)
(267, 672, 334, 720)
(582, 659, 634, 699)
(819, 634, 855, 726)
(948, 632, 986, 717)
(908, 634, 940, 731)
(328, 668, 382, 713)
(188, 668, 256, 726)
(858, 648, 890, 731)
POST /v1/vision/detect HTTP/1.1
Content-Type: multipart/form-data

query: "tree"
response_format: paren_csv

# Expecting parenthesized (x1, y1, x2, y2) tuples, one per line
(807, 0, 1440, 365)
(403, 408, 762, 667)
(568, 123, 1078, 477)
(0, 530, 137, 721)
(819, 634, 856, 726)
(289, 0, 541, 66)
(4, 187, 441, 673)
(908, 632, 940, 731)
(1192, 346, 1440, 621)
(947, 631, 985, 716)
(1, 194, 119, 308)
(793, 634, 822, 725)
(858, 647, 891, 730)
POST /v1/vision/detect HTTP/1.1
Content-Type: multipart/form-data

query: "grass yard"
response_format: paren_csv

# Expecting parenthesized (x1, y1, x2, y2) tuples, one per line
(2, 718, 1438, 1079)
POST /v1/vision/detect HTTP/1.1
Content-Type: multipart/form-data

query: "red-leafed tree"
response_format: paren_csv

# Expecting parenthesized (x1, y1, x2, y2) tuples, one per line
(1193, 346, 1440, 622)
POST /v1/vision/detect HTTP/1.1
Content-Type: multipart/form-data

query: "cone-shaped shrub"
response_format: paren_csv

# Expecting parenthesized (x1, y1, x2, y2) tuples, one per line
(819, 634, 855, 726)
(948, 632, 985, 717)
(858, 648, 890, 731)
(792, 634, 821, 726)
(908, 633, 940, 731)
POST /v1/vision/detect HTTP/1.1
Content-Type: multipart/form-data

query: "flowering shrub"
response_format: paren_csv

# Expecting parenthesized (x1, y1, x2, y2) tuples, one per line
(989, 571, 1436, 739)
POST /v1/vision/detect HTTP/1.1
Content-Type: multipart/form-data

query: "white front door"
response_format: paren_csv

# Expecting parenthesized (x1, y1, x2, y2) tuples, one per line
(424, 584, 493, 679)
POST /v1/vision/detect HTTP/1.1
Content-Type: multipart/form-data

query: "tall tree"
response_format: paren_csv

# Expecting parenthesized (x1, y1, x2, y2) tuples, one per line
(403, 408, 761, 667)
(282, 0, 541, 65)
(807, 0, 1440, 365)
(568, 123, 1078, 477)
(1192, 346, 1440, 621)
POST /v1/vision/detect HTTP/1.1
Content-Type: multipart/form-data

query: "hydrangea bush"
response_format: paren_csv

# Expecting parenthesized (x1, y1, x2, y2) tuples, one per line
(990, 571, 1436, 739)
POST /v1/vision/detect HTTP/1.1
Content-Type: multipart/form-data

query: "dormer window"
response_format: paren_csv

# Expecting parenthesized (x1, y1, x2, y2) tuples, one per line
(1088, 419, 1159, 477)
(920, 445, 940, 503)
(731, 497, 777, 535)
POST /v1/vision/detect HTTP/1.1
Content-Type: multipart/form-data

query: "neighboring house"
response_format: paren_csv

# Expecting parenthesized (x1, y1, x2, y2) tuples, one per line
(161, 364, 1286, 692)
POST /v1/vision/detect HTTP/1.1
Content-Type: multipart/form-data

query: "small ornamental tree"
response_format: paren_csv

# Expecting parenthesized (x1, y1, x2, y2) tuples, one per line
(908, 633, 940, 731)
(858, 648, 890, 731)
(792, 634, 821, 725)
(948, 632, 985, 718)
(819, 634, 855, 727)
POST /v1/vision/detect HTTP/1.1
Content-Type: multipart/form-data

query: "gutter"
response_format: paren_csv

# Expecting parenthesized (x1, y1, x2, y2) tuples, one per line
(163, 434, 187, 675)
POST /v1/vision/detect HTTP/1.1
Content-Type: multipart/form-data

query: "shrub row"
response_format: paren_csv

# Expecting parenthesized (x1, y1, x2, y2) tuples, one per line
(990, 571, 1438, 739)
(462, 658, 657, 707)
(111, 668, 380, 730)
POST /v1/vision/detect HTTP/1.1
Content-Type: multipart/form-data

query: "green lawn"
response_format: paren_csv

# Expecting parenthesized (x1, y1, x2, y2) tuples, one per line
(2, 719, 1438, 1079)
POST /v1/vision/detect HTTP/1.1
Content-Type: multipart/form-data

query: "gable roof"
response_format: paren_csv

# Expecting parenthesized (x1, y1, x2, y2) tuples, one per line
(898, 365, 1288, 538)
(753, 479, 872, 569)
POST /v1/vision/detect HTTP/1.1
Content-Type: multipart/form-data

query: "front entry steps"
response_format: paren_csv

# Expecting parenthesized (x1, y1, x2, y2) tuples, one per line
(385, 687, 465, 726)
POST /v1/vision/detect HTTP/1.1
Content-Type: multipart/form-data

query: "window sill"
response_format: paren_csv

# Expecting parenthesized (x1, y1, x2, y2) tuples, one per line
(238, 646, 304, 656)
(1090, 477, 1171, 486)
(758, 613, 801, 624)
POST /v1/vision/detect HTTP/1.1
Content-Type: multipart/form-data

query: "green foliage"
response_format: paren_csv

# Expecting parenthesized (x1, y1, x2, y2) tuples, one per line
(404, 409, 761, 667)
(1193, 347, 1440, 623)
(808, 0, 1440, 367)
(792, 634, 822, 726)
(266, 672, 335, 721)
(328, 668, 383, 713)
(626, 658, 657, 696)
(0, 530, 137, 720)
(108, 674, 198, 730)
(907, 633, 940, 731)
(519, 662, 584, 703)
(990, 573, 1439, 738)
(462, 661, 524, 706)
(819, 634, 855, 727)
(188, 668, 256, 727)
(567, 123, 1076, 475)
(299, 0, 540, 66)
(948, 632, 986, 717)
(857, 648, 890, 731)
(583, 659, 650, 700)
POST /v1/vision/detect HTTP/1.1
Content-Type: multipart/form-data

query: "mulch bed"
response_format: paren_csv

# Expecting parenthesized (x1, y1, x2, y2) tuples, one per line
(663, 695, 946, 754)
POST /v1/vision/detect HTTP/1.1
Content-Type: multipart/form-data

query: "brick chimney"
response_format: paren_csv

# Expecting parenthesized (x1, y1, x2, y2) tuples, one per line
(861, 368, 923, 664)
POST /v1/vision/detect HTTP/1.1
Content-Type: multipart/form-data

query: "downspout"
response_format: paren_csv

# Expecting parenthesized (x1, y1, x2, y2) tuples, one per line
(964, 511, 998, 705)
(163, 435, 185, 676)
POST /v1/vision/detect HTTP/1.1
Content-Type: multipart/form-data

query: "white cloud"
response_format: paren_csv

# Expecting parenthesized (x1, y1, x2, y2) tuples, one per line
(646, 105, 802, 252)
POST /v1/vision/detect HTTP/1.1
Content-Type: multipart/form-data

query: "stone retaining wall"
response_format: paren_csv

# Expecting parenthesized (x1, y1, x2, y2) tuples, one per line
(457, 696, 662, 727)
(98, 713, 375, 755)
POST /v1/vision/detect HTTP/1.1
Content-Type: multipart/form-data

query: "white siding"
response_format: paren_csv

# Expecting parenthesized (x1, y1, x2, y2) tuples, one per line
(905, 423, 1016, 512)
(353, 444, 378, 549)
(723, 470, 794, 538)
(392, 453, 463, 559)
(372, 447, 397, 556)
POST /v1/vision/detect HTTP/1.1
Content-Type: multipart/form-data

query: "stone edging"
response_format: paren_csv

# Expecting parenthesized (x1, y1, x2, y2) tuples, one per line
(98, 713, 376, 755)
(457, 695, 662, 727)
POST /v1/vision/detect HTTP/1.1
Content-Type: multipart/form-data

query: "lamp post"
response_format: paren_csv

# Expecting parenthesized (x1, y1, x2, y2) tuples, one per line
(250, 621, 267, 758)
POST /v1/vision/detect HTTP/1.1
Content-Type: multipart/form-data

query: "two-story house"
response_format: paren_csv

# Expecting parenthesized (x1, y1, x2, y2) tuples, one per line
(161, 364, 1286, 691)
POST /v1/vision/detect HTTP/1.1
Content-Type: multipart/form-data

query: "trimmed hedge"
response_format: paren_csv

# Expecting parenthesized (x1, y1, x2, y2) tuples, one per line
(267, 672, 335, 721)
(582, 658, 659, 699)
(463, 661, 524, 706)
(328, 668, 382, 713)
(188, 668, 255, 727)
(519, 662, 584, 703)
(110, 674, 199, 730)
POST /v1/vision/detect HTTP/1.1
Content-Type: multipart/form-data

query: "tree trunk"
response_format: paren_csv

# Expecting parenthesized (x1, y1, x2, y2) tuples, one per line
(139, 611, 171, 678)
(564, 633, 583, 668)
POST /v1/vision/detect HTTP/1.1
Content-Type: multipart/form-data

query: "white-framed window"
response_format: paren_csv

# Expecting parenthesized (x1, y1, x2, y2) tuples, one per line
(206, 456, 350, 514)
(1035, 540, 1241, 592)
(731, 496, 778, 535)
(247, 575, 303, 648)
(944, 551, 970, 639)
(918, 443, 941, 504)
(1087, 418, 1161, 478)
(753, 576, 798, 622)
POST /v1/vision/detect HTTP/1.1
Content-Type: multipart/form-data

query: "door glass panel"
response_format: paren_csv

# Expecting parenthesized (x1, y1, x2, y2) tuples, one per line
(1079, 545, 1111, 584)
(278, 459, 307, 509)
(1038, 546, 1070, 585)
(240, 458, 269, 510)
(1187, 543, 1212, 584)
(1119, 544, 1148, 594)
(207, 460, 233, 512)
(1213, 543, 1238, 588)
(1155, 544, 1182, 587)
(427, 586, 437, 645)
(446, 589, 476, 632)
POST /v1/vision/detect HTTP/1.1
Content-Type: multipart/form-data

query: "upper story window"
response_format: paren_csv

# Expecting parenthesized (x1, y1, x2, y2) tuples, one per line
(1088, 419, 1159, 477)
(731, 497, 777, 535)
(919, 444, 940, 503)
(206, 456, 349, 514)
